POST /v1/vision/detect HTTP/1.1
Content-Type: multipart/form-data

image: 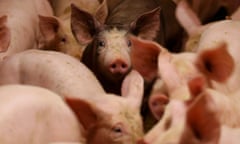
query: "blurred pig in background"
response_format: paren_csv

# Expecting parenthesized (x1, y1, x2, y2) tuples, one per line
(0, 0, 53, 60)
(40, 0, 103, 59)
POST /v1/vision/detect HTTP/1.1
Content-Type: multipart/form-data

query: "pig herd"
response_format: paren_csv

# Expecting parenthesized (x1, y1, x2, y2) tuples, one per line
(0, 0, 240, 144)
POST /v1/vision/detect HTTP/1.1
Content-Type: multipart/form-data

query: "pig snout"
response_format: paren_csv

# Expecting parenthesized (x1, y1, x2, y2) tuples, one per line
(109, 59, 129, 74)
(137, 138, 149, 144)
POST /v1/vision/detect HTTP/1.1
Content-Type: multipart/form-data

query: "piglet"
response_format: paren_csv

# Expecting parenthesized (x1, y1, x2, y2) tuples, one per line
(0, 49, 144, 144)
(71, 4, 160, 94)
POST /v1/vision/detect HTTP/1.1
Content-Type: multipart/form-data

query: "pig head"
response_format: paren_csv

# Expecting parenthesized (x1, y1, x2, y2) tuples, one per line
(195, 20, 239, 94)
(38, 15, 83, 59)
(38, 0, 105, 59)
(71, 3, 160, 94)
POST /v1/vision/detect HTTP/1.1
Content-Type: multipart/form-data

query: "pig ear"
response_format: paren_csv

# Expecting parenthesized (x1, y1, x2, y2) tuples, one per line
(71, 4, 101, 45)
(187, 76, 206, 99)
(186, 92, 221, 143)
(149, 93, 169, 120)
(65, 97, 100, 131)
(39, 15, 59, 42)
(130, 36, 162, 82)
(196, 43, 234, 83)
(0, 15, 10, 52)
(157, 50, 183, 94)
(95, 0, 108, 24)
(130, 7, 161, 40)
(175, 0, 201, 36)
(121, 70, 144, 110)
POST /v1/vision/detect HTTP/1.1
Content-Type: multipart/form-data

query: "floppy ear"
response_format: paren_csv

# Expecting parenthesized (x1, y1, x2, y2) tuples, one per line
(130, 7, 161, 40)
(95, 0, 108, 24)
(186, 92, 221, 143)
(65, 97, 100, 131)
(121, 70, 144, 111)
(39, 15, 60, 42)
(0, 15, 10, 52)
(130, 36, 162, 82)
(71, 4, 101, 45)
(196, 43, 234, 83)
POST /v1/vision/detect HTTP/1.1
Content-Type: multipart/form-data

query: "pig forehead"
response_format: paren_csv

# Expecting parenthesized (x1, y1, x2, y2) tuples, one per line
(100, 28, 129, 42)
(98, 95, 137, 115)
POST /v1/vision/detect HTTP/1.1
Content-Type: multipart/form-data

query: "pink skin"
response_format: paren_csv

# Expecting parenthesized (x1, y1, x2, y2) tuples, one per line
(130, 36, 200, 121)
(195, 20, 239, 95)
(0, 0, 53, 60)
(0, 49, 145, 144)
(39, 0, 104, 60)
(138, 77, 221, 144)
(0, 85, 84, 144)
(71, 3, 160, 94)
(175, 0, 240, 52)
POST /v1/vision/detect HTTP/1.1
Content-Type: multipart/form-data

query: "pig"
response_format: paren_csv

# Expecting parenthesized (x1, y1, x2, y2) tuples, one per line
(129, 36, 202, 121)
(140, 76, 240, 144)
(138, 77, 221, 144)
(195, 20, 239, 95)
(39, 0, 104, 59)
(0, 0, 53, 60)
(0, 49, 145, 144)
(175, 0, 240, 52)
(173, 0, 240, 52)
(71, 4, 161, 94)
(0, 85, 84, 144)
(130, 36, 200, 95)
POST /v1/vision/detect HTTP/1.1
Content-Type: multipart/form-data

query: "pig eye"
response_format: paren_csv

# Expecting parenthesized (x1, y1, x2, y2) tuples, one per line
(127, 39, 131, 47)
(60, 37, 67, 44)
(111, 123, 124, 139)
(98, 40, 105, 47)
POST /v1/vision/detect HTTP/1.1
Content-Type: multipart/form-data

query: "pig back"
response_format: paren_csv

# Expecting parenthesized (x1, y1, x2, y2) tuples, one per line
(0, 85, 83, 143)
(0, 50, 105, 100)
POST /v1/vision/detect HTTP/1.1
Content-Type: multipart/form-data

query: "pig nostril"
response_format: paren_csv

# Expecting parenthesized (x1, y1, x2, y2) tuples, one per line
(122, 63, 127, 69)
(111, 63, 117, 69)
(109, 60, 129, 74)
